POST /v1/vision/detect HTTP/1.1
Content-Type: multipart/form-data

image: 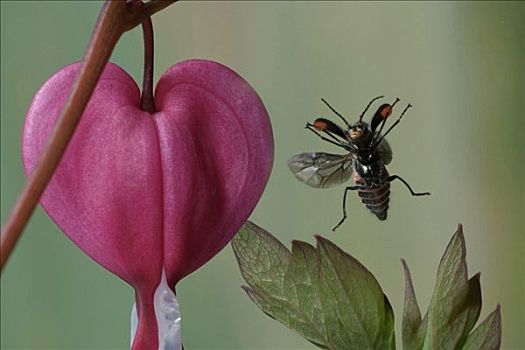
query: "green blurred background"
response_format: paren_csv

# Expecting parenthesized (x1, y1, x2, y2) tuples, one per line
(1, 1, 523, 349)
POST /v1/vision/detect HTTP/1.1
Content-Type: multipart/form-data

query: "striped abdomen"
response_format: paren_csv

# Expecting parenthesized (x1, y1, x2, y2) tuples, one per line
(353, 169, 390, 221)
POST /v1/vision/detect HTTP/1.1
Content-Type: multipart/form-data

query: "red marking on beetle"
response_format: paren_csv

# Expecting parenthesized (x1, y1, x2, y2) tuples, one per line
(314, 119, 328, 131)
(380, 105, 393, 119)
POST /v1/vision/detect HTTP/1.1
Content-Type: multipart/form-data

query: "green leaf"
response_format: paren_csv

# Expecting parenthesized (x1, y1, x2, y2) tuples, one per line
(462, 305, 502, 350)
(233, 222, 331, 349)
(234, 222, 501, 350)
(232, 221, 290, 296)
(423, 224, 483, 350)
(243, 285, 331, 348)
(316, 236, 395, 349)
(232, 221, 395, 350)
(460, 274, 482, 346)
(283, 241, 328, 347)
(401, 259, 427, 350)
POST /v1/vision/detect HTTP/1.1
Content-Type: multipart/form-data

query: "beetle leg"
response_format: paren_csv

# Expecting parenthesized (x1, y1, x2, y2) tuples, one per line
(388, 175, 430, 196)
(332, 185, 362, 231)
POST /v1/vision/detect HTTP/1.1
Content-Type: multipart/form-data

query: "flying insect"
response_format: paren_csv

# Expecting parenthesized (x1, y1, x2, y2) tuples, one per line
(287, 96, 430, 231)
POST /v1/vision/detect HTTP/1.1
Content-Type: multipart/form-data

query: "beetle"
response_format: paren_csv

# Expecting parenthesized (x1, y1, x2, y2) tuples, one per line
(287, 96, 430, 231)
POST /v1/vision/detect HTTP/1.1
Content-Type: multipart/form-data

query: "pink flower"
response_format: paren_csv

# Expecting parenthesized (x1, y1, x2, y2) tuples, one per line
(22, 59, 273, 349)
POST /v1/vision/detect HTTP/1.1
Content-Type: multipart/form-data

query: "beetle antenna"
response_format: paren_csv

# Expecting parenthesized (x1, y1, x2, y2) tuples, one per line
(373, 97, 400, 142)
(359, 95, 384, 122)
(374, 103, 413, 147)
(321, 98, 350, 128)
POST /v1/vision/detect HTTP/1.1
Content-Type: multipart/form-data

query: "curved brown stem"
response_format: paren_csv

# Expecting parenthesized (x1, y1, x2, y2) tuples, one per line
(141, 16, 155, 113)
(0, 0, 177, 273)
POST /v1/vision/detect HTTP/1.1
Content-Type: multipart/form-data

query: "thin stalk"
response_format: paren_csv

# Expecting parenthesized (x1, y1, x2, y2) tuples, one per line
(141, 16, 155, 113)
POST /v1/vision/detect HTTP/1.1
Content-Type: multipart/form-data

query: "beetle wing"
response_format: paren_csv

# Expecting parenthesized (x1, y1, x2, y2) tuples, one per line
(376, 138, 393, 165)
(287, 152, 353, 188)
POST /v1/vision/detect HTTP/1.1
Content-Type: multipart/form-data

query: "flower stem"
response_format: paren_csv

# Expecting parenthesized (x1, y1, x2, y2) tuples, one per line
(131, 289, 159, 350)
(0, 0, 177, 272)
(141, 16, 155, 113)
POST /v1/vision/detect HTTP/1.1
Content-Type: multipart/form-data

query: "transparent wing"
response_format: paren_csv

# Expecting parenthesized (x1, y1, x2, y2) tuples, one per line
(376, 138, 393, 165)
(287, 152, 353, 188)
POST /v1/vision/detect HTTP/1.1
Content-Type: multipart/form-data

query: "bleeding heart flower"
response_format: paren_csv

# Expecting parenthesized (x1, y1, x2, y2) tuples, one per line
(22, 59, 273, 349)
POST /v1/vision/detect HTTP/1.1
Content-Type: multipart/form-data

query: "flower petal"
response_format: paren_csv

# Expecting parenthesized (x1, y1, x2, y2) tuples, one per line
(23, 62, 164, 290)
(154, 59, 273, 285)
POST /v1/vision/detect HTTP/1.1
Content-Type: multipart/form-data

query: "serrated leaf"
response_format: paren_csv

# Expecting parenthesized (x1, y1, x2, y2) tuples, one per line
(316, 236, 395, 349)
(402, 259, 426, 350)
(232, 222, 395, 350)
(243, 285, 329, 346)
(233, 222, 332, 349)
(423, 224, 483, 350)
(232, 221, 291, 295)
(462, 305, 502, 350)
(459, 274, 482, 347)
(283, 241, 328, 346)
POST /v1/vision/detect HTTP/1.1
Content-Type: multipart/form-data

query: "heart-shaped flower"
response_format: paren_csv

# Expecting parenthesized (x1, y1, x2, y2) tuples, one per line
(22, 59, 273, 349)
